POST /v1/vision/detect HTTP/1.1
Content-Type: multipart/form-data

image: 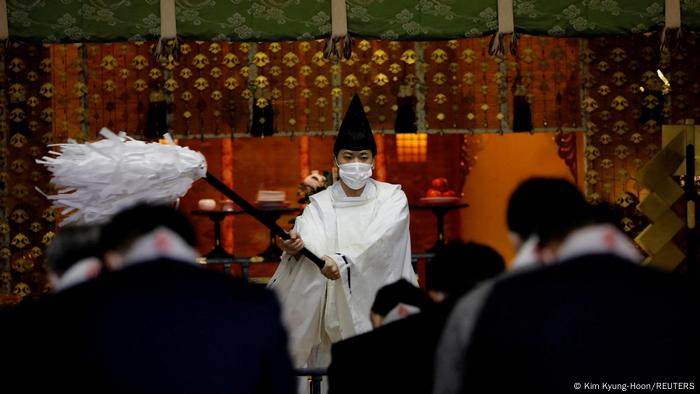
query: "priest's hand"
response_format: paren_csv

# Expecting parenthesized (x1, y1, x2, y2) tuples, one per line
(321, 256, 340, 280)
(278, 230, 304, 258)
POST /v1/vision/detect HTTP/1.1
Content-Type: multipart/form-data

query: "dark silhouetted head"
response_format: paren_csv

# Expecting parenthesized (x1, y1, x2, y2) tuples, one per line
(46, 224, 102, 276)
(99, 203, 197, 259)
(507, 178, 593, 247)
(371, 279, 433, 316)
(426, 241, 505, 301)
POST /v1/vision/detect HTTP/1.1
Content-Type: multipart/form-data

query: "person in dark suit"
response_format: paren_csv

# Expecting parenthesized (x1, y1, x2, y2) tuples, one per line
(328, 242, 505, 394)
(4, 204, 295, 394)
(434, 178, 699, 394)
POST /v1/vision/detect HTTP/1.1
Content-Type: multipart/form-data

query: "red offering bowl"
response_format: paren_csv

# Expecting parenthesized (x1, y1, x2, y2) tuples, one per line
(419, 196, 460, 205)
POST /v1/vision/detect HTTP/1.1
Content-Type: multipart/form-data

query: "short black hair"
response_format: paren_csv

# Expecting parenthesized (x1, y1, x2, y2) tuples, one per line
(46, 225, 102, 276)
(99, 204, 197, 258)
(371, 279, 432, 316)
(507, 178, 590, 245)
(425, 241, 505, 298)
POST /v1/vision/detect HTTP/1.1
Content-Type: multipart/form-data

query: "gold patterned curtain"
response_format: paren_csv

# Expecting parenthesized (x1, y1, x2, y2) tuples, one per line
(38, 37, 582, 140)
(1, 36, 584, 302)
(582, 32, 700, 264)
(1, 43, 55, 302)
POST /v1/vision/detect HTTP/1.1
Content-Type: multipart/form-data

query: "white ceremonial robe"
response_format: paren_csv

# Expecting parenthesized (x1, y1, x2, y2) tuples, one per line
(269, 179, 417, 368)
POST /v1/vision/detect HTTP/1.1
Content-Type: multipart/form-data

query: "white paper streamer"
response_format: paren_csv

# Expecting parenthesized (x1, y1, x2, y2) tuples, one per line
(154, 0, 179, 61)
(489, 0, 517, 57)
(660, 0, 682, 53)
(160, 0, 177, 39)
(324, 0, 352, 60)
(36, 128, 207, 226)
(330, 0, 348, 40)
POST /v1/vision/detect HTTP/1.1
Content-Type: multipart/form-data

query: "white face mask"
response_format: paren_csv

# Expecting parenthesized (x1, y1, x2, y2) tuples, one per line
(337, 161, 373, 190)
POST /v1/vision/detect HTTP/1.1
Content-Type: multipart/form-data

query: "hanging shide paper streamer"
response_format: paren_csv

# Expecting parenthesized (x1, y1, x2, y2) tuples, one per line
(324, 0, 352, 60)
(154, 0, 180, 62)
(36, 128, 207, 225)
(489, 0, 518, 57)
(660, 0, 682, 53)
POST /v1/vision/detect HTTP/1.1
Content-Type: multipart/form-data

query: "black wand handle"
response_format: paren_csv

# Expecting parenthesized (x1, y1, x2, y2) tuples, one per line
(204, 172, 325, 269)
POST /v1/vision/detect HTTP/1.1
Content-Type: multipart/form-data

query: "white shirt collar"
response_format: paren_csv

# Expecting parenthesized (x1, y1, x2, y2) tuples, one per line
(331, 179, 377, 207)
(510, 236, 540, 270)
(556, 223, 642, 263)
(122, 227, 199, 267)
(52, 257, 102, 292)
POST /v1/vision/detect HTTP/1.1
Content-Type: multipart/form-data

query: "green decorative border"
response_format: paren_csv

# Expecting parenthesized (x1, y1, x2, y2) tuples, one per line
(6, 0, 700, 43)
